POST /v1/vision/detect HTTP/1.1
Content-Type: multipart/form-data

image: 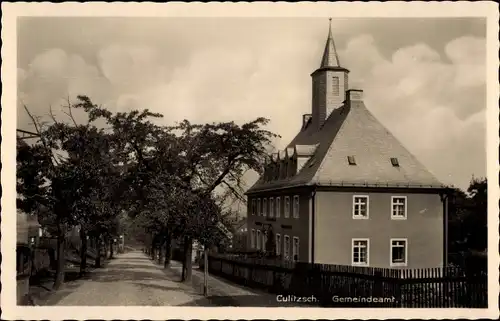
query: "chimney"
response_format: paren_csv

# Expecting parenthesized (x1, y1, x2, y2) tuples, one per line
(346, 89, 363, 103)
(302, 114, 312, 129)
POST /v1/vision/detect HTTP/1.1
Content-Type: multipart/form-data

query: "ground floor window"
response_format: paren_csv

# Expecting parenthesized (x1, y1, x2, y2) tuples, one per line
(391, 238, 407, 266)
(284, 235, 290, 260)
(292, 237, 299, 261)
(352, 239, 369, 265)
(276, 234, 281, 256)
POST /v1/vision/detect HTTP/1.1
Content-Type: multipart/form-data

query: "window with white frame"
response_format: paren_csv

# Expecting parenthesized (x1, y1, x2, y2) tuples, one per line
(276, 197, 281, 218)
(284, 235, 290, 260)
(292, 237, 299, 261)
(251, 229, 256, 248)
(284, 196, 290, 218)
(293, 195, 299, 218)
(391, 239, 407, 266)
(257, 198, 261, 216)
(353, 195, 369, 219)
(269, 198, 274, 218)
(263, 198, 267, 217)
(352, 239, 369, 265)
(276, 234, 281, 256)
(391, 196, 407, 219)
(256, 230, 261, 250)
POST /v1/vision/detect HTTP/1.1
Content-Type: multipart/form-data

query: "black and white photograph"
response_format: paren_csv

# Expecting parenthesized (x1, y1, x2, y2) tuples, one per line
(1, 2, 498, 320)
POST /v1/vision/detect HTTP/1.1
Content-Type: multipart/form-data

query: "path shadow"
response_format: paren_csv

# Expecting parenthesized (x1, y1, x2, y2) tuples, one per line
(129, 282, 200, 296)
(174, 294, 286, 307)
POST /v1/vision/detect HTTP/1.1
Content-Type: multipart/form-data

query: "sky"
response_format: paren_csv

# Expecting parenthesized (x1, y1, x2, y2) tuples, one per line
(17, 17, 487, 192)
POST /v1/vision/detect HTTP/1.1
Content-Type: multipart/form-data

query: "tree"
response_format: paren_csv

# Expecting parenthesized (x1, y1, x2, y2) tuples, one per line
(61, 96, 278, 284)
(17, 97, 128, 287)
(448, 177, 487, 256)
(464, 177, 487, 251)
(165, 119, 278, 282)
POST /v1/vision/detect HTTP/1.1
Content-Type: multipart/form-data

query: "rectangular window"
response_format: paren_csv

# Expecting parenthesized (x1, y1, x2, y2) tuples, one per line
(269, 198, 274, 218)
(347, 155, 356, 165)
(257, 198, 261, 216)
(293, 195, 299, 219)
(391, 196, 407, 219)
(276, 234, 281, 256)
(263, 231, 268, 251)
(352, 195, 369, 219)
(276, 197, 281, 218)
(293, 237, 300, 262)
(251, 199, 256, 215)
(390, 157, 400, 167)
(263, 198, 267, 217)
(284, 235, 290, 260)
(251, 229, 256, 248)
(352, 239, 369, 265)
(332, 76, 339, 95)
(391, 239, 407, 266)
(256, 230, 261, 250)
(284, 196, 290, 218)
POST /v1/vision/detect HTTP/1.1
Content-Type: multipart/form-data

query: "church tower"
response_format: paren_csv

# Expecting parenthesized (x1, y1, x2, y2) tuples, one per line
(311, 19, 349, 129)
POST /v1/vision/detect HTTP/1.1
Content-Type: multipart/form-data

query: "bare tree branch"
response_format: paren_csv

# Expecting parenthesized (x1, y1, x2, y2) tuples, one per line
(23, 103, 42, 135)
(62, 94, 78, 127)
(22, 103, 61, 166)
(49, 104, 60, 125)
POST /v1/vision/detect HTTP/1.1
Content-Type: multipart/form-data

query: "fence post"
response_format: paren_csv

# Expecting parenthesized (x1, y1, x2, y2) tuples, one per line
(394, 274, 403, 308)
(373, 271, 384, 307)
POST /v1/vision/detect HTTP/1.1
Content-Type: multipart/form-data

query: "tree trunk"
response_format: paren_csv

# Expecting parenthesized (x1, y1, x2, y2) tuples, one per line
(109, 238, 114, 259)
(181, 236, 193, 282)
(103, 236, 109, 260)
(158, 246, 163, 264)
(53, 234, 66, 290)
(95, 237, 102, 268)
(164, 234, 172, 268)
(150, 234, 155, 260)
(79, 228, 88, 275)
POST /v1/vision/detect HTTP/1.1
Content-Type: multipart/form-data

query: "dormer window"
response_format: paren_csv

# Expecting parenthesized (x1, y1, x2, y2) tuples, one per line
(390, 157, 400, 167)
(347, 156, 356, 165)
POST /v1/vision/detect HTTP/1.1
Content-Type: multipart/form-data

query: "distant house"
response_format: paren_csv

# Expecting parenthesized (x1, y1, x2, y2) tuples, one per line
(245, 23, 449, 269)
(16, 209, 41, 246)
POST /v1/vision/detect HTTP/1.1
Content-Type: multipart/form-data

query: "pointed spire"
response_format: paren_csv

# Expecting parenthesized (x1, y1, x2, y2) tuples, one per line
(320, 18, 341, 68)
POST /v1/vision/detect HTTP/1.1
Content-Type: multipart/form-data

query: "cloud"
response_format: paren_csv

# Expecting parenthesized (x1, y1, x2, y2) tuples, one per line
(341, 34, 486, 188)
(17, 48, 111, 128)
(98, 44, 167, 94)
(17, 31, 486, 190)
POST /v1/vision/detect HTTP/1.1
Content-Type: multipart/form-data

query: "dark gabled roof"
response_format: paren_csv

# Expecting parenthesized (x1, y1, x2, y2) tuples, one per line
(246, 100, 444, 194)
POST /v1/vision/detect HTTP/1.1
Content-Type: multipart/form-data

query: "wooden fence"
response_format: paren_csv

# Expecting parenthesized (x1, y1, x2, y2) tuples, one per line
(205, 254, 487, 308)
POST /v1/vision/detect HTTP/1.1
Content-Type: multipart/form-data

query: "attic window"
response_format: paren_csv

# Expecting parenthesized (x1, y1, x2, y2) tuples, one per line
(347, 156, 356, 166)
(390, 157, 400, 167)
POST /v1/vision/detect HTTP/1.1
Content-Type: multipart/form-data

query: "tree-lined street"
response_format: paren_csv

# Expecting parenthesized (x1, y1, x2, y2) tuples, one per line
(17, 94, 279, 303)
(36, 250, 294, 307)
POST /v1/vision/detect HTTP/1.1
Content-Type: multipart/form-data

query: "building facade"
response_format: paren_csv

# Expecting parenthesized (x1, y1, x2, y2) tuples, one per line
(245, 23, 448, 269)
(231, 218, 248, 251)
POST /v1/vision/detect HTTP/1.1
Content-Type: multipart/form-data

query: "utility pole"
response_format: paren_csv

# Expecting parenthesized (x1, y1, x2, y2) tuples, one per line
(203, 245, 209, 296)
